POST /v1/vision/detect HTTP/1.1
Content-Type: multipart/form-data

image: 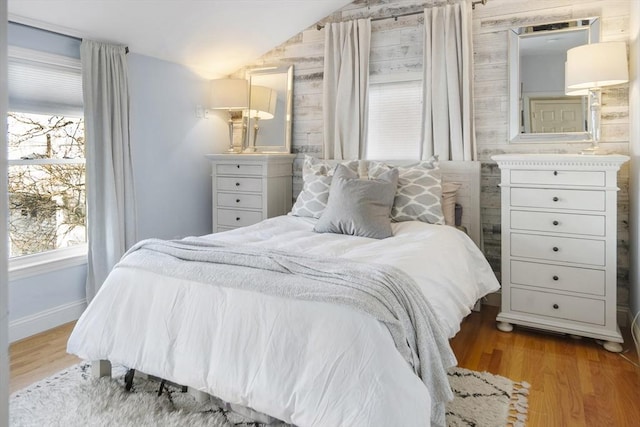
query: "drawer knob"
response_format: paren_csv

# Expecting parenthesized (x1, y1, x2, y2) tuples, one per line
(552, 196, 559, 202)
(553, 275, 559, 281)
(552, 246, 559, 252)
(236, 217, 241, 221)
(235, 182, 240, 187)
(236, 199, 240, 203)
(236, 164, 240, 169)
(553, 304, 559, 309)
(553, 171, 558, 176)
(552, 220, 559, 226)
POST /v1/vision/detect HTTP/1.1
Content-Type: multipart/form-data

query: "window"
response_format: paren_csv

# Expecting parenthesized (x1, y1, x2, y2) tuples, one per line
(7, 46, 85, 262)
(8, 113, 85, 257)
(366, 76, 423, 160)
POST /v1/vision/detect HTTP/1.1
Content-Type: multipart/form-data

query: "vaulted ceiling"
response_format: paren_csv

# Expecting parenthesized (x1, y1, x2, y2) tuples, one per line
(8, 0, 353, 77)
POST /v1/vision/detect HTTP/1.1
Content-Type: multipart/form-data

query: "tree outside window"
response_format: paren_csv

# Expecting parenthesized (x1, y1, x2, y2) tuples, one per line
(7, 112, 86, 257)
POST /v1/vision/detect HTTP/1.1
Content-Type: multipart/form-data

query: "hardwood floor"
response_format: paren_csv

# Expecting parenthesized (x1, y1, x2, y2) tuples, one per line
(9, 322, 80, 393)
(450, 306, 640, 427)
(9, 305, 640, 426)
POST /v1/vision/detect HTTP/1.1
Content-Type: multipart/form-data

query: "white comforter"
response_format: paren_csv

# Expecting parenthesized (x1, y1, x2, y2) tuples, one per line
(68, 216, 499, 427)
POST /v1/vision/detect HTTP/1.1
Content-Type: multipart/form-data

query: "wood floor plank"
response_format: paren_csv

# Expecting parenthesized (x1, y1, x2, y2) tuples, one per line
(9, 305, 640, 426)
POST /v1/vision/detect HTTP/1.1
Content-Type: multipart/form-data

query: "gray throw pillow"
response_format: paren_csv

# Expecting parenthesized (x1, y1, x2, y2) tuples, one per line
(313, 164, 399, 239)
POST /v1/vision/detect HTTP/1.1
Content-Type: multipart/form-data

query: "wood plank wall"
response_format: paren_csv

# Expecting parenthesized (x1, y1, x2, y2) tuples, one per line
(235, 0, 632, 313)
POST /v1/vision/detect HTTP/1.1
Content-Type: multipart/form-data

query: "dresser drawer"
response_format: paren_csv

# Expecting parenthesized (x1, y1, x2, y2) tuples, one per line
(217, 192, 263, 209)
(510, 169, 605, 187)
(216, 163, 263, 176)
(511, 288, 605, 325)
(217, 177, 263, 193)
(511, 233, 605, 266)
(510, 188, 605, 211)
(217, 209, 263, 227)
(510, 260, 605, 295)
(510, 210, 605, 236)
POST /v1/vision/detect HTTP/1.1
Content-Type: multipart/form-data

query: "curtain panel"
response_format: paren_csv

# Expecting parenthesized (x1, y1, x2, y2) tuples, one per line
(81, 40, 137, 302)
(322, 19, 371, 160)
(421, 1, 476, 161)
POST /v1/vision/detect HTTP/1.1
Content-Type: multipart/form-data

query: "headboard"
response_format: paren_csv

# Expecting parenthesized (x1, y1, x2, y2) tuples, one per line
(321, 160, 483, 249)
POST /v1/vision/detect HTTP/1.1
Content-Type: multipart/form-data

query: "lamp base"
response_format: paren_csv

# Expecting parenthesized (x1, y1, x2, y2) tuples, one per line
(580, 145, 609, 155)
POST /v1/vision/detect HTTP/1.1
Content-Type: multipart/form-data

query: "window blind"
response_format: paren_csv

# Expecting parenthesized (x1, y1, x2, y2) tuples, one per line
(8, 47, 83, 116)
(366, 79, 422, 160)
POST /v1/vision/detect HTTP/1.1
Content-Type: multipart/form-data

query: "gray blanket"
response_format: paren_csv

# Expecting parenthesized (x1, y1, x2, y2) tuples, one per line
(118, 237, 457, 426)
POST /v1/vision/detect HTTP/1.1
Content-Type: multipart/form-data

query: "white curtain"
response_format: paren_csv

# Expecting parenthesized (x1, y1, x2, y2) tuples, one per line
(323, 19, 371, 160)
(81, 40, 137, 302)
(421, 1, 476, 161)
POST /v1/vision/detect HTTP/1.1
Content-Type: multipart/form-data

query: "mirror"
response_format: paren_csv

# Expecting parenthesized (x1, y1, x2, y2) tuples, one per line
(244, 64, 293, 153)
(508, 17, 599, 143)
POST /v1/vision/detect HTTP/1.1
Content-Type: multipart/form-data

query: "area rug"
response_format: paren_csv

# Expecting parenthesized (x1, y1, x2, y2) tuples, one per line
(10, 363, 529, 426)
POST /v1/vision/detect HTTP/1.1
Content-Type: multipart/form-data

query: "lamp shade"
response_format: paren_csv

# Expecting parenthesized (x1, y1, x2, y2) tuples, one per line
(564, 62, 589, 96)
(248, 85, 277, 120)
(566, 42, 629, 90)
(210, 78, 248, 110)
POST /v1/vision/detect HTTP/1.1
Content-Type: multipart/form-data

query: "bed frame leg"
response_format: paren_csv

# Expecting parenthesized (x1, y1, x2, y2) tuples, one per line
(92, 360, 112, 378)
(187, 387, 210, 403)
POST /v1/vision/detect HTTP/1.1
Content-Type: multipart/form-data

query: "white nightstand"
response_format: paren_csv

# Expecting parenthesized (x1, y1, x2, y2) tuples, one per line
(492, 153, 629, 352)
(206, 154, 296, 232)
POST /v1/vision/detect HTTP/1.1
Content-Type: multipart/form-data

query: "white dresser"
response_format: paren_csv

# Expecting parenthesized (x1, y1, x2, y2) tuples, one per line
(492, 154, 629, 352)
(206, 154, 296, 232)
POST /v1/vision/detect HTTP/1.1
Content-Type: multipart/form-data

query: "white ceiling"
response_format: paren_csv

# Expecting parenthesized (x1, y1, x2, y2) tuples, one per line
(8, 0, 352, 78)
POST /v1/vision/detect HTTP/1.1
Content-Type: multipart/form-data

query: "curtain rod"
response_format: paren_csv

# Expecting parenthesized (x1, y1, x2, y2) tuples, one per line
(316, 0, 487, 30)
(9, 21, 129, 54)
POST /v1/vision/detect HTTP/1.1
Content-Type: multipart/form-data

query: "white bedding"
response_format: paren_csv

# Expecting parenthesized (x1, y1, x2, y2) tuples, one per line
(68, 216, 499, 427)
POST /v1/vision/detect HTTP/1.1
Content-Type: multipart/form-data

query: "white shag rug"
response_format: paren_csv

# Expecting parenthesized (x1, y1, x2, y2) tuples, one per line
(10, 363, 529, 427)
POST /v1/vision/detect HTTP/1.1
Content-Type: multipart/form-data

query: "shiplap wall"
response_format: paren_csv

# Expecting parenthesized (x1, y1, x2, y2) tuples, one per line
(237, 0, 632, 310)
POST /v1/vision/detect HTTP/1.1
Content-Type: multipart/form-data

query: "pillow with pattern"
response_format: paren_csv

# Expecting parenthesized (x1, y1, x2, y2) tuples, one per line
(290, 156, 359, 218)
(368, 156, 445, 225)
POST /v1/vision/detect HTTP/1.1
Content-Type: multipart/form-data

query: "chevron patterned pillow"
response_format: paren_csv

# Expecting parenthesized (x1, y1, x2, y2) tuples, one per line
(290, 156, 359, 218)
(368, 157, 444, 224)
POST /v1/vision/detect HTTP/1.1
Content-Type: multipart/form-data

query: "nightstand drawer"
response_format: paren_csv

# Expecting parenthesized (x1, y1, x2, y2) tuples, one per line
(217, 177, 263, 192)
(510, 210, 605, 236)
(217, 209, 263, 227)
(511, 233, 605, 265)
(510, 188, 605, 211)
(217, 192, 263, 209)
(216, 163, 263, 176)
(510, 170, 605, 187)
(511, 288, 605, 325)
(511, 260, 605, 295)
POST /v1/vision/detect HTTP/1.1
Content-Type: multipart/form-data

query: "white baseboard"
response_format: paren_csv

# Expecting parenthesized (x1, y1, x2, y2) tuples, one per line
(9, 299, 86, 343)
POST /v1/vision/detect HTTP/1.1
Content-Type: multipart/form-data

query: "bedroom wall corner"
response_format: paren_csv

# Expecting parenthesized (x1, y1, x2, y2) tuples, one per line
(127, 53, 227, 241)
(629, 0, 640, 349)
(1, 0, 10, 423)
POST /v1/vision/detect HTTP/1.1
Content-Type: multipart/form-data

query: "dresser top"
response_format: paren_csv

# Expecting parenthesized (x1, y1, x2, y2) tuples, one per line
(492, 153, 629, 167)
(205, 153, 296, 162)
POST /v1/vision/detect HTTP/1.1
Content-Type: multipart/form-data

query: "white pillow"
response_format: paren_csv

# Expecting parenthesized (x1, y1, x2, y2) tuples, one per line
(290, 156, 359, 218)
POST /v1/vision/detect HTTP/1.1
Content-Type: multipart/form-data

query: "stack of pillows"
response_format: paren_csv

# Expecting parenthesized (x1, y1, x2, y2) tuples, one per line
(290, 155, 460, 239)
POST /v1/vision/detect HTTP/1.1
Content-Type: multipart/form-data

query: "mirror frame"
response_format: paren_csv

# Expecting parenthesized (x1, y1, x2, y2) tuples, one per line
(244, 64, 293, 153)
(508, 17, 599, 143)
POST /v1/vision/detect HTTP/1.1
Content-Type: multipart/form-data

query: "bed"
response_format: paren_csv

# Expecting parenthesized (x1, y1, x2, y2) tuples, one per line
(67, 158, 499, 427)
